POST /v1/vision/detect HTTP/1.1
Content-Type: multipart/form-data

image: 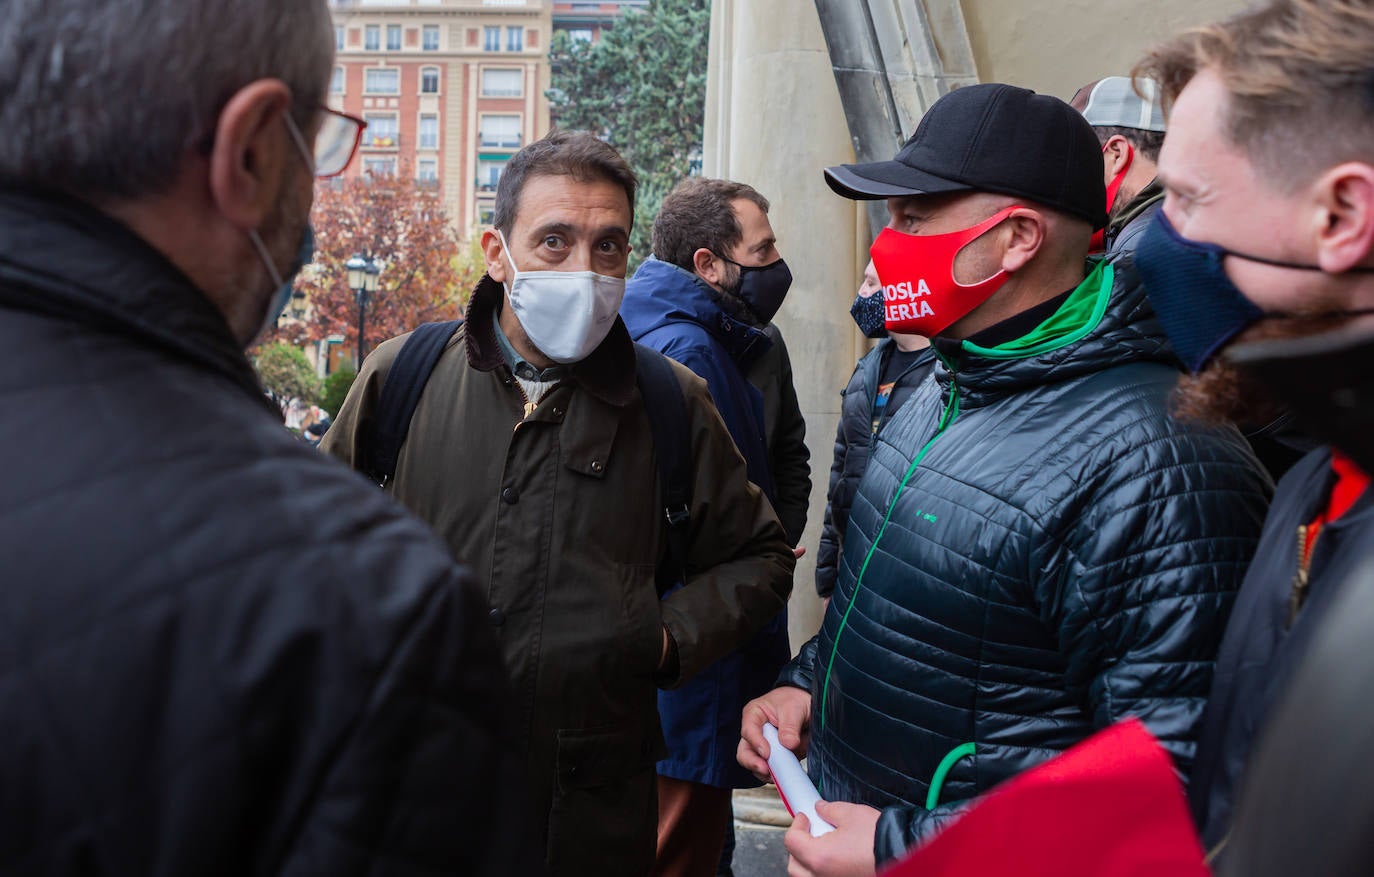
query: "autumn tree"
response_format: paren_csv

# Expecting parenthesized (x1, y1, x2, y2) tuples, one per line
(547, 0, 709, 266)
(274, 167, 485, 355)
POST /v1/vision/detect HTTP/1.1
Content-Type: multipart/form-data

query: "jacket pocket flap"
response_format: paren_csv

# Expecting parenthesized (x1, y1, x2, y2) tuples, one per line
(556, 724, 666, 790)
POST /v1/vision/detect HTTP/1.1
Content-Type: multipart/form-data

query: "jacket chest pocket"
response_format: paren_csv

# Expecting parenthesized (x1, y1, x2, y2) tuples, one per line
(546, 724, 664, 874)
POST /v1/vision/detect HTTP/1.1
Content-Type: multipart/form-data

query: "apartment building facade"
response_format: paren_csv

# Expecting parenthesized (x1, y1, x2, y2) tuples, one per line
(328, 0, 552, 235)
(550, 0, 647, 45)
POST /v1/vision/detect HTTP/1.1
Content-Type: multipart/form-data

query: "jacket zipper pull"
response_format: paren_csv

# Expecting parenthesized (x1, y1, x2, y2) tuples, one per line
(1288, 524, 1312, 627)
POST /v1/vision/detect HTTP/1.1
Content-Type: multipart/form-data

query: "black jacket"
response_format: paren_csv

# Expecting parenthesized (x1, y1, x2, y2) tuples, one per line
(0, 190, 537, 876)
(815, 341, 935, 597)
(747, 323, 812, 547)
(779, 256, 1272, 866)
(1190, 446, 1374, 857)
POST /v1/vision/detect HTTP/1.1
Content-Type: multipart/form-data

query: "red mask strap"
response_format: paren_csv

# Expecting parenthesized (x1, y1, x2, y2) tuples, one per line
(1090, 142, 1135, 253)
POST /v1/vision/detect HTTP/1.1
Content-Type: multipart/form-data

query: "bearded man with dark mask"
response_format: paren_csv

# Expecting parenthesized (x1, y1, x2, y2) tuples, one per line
(618, 176, 806, 876)
(1133, 0, 1374, 866)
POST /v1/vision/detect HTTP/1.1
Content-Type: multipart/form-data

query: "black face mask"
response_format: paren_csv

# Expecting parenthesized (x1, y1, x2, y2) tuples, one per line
(850, 291, 887, 338)
(716, 253, 793, 325)
(1136, 210, 1374, 372)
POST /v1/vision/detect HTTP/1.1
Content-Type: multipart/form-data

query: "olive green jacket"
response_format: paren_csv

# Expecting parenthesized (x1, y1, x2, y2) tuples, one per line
(324, 276, 794, 876)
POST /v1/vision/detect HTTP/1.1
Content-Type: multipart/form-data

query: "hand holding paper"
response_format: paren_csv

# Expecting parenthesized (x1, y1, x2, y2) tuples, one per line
(763, 722, 835, 837)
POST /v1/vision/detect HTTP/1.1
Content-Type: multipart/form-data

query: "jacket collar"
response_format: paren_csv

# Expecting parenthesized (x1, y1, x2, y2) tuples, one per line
(1109, 180, 1164, 236)
(463, 273, 638, 407)
(621, 257, 773, 364)
(0, 187, 278, 417)
(932, 254, 1174, 408)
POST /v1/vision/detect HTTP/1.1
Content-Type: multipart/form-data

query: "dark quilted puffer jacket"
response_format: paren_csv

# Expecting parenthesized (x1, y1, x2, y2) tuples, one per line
(779, 255, 1272, 866)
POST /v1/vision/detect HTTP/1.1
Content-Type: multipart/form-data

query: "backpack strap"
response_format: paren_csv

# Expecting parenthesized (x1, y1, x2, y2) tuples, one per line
(369, 319, 463, 487)
(634, 344, 694, 596)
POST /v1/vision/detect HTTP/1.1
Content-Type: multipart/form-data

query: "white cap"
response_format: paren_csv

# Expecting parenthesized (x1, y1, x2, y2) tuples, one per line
(1080, 76, 1166, 133)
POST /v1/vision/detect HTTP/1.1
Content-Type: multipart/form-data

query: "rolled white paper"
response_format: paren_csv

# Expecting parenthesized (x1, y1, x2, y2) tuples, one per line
(763, 722, 836, 836)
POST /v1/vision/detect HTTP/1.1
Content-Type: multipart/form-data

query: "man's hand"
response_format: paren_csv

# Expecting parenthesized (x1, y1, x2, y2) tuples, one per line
(737, 685, 812, 781)
(784, 802, 880, 877)
(794, 546, 807, 560)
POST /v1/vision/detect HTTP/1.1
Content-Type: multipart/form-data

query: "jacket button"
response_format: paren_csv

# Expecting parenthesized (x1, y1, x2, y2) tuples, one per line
(501, 487, 519, 504)
(590, 460, 604, 474)
(552, 406, 565, 418)
(488, 607, 506, 627)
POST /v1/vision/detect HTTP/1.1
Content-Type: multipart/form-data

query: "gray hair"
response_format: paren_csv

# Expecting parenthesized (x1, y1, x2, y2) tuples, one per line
(0, 0, 333, 200)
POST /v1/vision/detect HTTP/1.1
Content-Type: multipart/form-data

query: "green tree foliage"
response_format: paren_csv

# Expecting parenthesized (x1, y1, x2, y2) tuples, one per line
(547, 0, 709, 266)
(320, 367, 357, 420)
(253, 342, 323, 415)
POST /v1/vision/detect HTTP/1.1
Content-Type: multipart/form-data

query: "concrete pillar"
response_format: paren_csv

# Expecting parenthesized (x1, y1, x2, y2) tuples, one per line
(704, 0, 866, 651)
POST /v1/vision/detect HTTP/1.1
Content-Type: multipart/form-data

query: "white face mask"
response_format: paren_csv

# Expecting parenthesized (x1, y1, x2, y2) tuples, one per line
(498, 231, 626, 364)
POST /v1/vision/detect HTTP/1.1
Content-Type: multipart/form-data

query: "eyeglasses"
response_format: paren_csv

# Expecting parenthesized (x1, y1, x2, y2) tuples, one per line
(283, 107, 365, 180)
(312, 107, 368, 178)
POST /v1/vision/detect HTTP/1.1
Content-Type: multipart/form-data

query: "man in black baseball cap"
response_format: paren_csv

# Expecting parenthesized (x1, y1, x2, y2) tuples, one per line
(738, 83, 1270, 875)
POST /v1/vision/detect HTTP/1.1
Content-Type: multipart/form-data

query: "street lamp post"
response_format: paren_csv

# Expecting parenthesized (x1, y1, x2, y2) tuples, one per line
(345, 254, 382, 370)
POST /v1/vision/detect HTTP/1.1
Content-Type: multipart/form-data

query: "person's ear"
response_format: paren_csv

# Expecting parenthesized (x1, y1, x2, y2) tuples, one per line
(1313, 162, 1374, 273)
(999, 209, 1047, 274)
(481, 228, 510, 283)
(207, 79, 294, 231)
(1103, 135, 1133, 178)
(692, 247, 725, 286)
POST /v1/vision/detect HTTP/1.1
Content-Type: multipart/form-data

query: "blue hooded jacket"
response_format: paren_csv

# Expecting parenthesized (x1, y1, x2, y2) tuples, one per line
(620, 256, 790, 788)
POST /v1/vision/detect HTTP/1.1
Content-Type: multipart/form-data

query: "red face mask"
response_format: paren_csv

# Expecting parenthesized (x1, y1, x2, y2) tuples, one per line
(870, 205, 1021, 337)
(1089, 142, 1134, 253)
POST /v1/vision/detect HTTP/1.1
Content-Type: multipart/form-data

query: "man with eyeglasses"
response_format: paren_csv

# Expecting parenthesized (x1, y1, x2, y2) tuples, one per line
(0, 2, 537, 874)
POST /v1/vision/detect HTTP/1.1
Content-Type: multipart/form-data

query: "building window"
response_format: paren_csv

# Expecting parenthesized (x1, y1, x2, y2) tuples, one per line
(386, 24, 402, 51)
(483, 26, 500, 51)
(420, 67, 440, 94)
(566, 28, 594, 44)
(363, 157, 396, 177)
(364, 68, 400, 94)
(335, 25, 345, 50)
(481, 68, 522, 97)
(477, 158, 508, 190)
(364, 113, 399, 147)
(364, 25, 380, 50)
(418, 159, 439, 184)
(419, 114, 439, 150)
(423, 25, 440, 51)
(479, 115, 521, 149)
(506, 26, 523, 52)
(330, 66, 345, 94)
(477, 205, 495, 226)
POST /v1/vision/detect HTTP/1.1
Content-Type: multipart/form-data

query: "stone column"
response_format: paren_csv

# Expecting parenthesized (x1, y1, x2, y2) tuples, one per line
(704, 0, 866, 651)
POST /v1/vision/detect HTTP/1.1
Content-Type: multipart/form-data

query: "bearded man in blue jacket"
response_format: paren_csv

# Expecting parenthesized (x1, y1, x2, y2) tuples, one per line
(737, 83, 1273, 876)
(620, 176, 796, 875)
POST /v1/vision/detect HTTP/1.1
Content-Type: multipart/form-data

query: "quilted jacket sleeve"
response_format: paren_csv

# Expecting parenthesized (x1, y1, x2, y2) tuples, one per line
(1039, 428, 1270, 774)
(867, 426, 1270, 867)
(814, 413, 847, 598)
(816, 362, 869, 598)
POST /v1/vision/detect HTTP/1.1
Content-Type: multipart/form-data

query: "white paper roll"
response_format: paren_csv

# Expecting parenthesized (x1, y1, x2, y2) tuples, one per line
(763, 722, 836, 836)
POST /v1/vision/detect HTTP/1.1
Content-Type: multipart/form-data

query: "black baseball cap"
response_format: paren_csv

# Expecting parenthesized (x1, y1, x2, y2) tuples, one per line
(824, 83, 1109, 230)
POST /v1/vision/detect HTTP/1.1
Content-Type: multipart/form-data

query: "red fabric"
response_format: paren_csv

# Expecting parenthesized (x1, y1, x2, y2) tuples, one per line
(870, 206, 1020, 337)
(1303, 450, 1370, 559)
(879, 719, 1209, 877)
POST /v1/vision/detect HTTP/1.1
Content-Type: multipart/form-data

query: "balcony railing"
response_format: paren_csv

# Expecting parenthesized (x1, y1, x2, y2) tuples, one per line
(478, 135, 522, 149)
(362, 133, 401, 149)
